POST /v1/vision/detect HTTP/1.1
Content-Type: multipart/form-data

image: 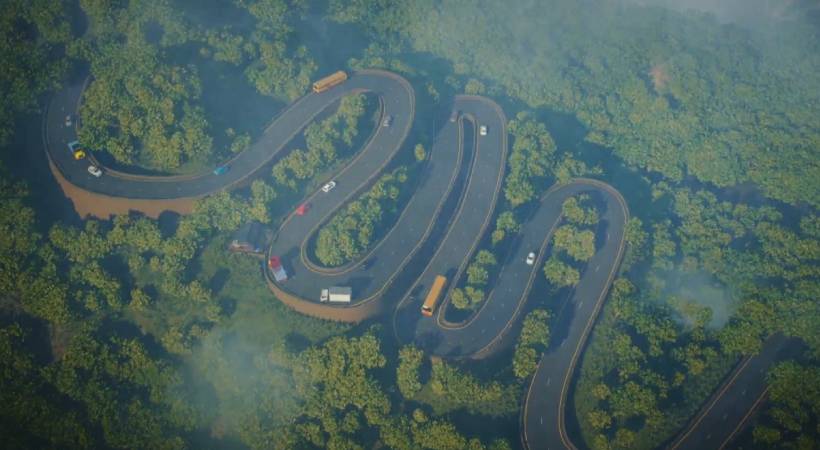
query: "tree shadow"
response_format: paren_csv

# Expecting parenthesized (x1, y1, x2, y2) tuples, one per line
(208, 268, 230, 294)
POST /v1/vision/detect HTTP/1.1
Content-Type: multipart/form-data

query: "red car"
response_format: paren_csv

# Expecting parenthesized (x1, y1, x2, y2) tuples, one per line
(295, 203, 310, 216)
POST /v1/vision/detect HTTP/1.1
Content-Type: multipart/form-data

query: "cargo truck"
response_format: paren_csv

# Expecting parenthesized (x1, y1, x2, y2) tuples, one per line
(312, 71, 348, 93)
(321, 286, 352, 303)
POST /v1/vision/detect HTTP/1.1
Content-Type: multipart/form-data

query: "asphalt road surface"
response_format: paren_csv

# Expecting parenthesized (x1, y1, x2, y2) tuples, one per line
(665, 335, 800, 450)
(46, 70, 787, 450)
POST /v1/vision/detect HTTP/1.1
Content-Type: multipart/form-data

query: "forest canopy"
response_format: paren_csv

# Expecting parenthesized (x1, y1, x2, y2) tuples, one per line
(1, 0, 818, 449)
(329, 0, 820, 208)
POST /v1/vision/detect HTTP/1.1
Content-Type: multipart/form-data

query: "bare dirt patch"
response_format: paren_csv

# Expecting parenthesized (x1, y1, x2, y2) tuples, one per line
(49, 158, 196, 219)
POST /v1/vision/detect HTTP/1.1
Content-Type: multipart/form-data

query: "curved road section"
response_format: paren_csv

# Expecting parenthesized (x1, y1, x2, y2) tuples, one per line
(46, 69, 768, 450)
(46, 71, 413, 200)
(266, 96, 505, 316)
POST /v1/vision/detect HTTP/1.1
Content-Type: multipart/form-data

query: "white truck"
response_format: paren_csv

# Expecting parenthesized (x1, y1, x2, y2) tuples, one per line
(321, 286, 352, 303)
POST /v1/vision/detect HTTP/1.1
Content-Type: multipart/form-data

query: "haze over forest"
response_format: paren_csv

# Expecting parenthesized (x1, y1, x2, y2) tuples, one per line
(1, 1, 818, 450)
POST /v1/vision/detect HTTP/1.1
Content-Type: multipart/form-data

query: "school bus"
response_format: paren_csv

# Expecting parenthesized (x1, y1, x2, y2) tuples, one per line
(421, 275, 447, 317)
(312, 71, 348, 93)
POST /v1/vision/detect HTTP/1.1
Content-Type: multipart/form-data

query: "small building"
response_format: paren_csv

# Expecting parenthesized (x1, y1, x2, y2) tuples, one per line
(228, 221, 266, 255)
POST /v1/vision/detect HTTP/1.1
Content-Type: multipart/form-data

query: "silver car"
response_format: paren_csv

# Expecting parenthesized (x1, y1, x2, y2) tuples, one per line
(321, 181, 336, 193)
(87, 165, 103, 177)
(525, 252, 536, 265)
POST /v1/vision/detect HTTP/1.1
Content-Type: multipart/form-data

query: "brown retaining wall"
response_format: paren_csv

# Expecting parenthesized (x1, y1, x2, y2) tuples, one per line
(49, 157, 196, 219)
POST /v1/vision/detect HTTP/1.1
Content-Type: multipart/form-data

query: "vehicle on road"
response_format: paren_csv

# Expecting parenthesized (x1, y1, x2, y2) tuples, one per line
(421, 275, 447, 317)
(450, 110, 459, 122)
(321, 181, 336, 193)
(295, 203, 310, 216)
(87, 165, 102, 178)
(526, 252, 536, 265)
(67, 140, 85, 159)
(382, 115, 393, 127)
(268, 256, 288, 282)
(479, 125, 488, 136)
(213, 166, 229, 175)
(65, 115, 73, 127)
(321, 286, 352, 303)
(312, 71, 348, 93)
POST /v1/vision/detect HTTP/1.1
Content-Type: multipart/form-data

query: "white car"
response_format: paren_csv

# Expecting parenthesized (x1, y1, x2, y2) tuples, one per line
(320, 289, 329, 302)
(382, 115, 393, 127)
(525, 252, 536, 265)
(321, 181, 336, 193)
(479, 125, 488, 136)
(65, 115, 73, 127)
(87, 165, 103, 178)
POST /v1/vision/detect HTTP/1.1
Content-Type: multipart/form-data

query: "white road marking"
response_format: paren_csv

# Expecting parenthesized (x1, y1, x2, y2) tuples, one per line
(540, 416, 543, 425)
(595, 265, 600, 272)
(578, 301, 584, 309)
(546, 377, 551, 386)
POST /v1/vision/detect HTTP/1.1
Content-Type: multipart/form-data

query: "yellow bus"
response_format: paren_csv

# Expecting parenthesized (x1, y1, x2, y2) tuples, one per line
(312, 71, 348, 93)
(421, 275, 447, 317)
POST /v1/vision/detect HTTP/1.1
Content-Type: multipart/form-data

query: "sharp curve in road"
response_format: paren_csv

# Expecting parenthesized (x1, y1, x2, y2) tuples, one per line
(45, 69, 776, 450)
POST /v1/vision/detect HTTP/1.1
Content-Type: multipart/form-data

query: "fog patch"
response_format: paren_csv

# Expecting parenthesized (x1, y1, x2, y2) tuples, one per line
(663, 270, 734, 329)
(182, 324, 299, 438)
(626, 0, 814, 29)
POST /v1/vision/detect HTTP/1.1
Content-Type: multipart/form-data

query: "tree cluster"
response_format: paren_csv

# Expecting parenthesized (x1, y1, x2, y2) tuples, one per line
(421, 358, 519, 417)
(336, 0, 820, 208)
(503, 112, 557, 207)
(272, 94, 367, 190)
(752, 361, 820, 449)
(512, 309, 551, 379)
(450, 250, 497, 310)
(0, 1, 71, 146)
(315, 166, 408, 266)
(544, 195, 600, 289)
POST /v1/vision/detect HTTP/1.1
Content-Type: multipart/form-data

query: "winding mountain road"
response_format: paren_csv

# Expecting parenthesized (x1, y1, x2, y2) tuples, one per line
(45, 70, 778, 450)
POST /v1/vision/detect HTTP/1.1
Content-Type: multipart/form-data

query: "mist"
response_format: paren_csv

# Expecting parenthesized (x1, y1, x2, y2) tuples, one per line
(663, 270, 735, 329)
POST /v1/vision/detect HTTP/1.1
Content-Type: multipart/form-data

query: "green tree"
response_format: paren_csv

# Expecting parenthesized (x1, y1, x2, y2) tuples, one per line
(553, 225, 596, 262)
(622, 217, 649, 271)
(493, 211, 520, 245)
(512, 309, 551, 379)
(562, 195, 599, 226)
(414, 143, 426, 161)
(504, 112, 557, 206)
(543, 256, 581, 287)
(249, 180, 278, 223)
(512, 345, 538, 379)
(397, 346, 424, 399)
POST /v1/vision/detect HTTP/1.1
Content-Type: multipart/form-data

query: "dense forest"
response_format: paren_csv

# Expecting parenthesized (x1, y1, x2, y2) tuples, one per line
(1, 0, 818, 449)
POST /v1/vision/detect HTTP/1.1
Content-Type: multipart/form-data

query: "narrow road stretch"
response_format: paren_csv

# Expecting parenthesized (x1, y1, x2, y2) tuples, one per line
(665, 335, 801, 450)
(45, 70, 777, 450)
